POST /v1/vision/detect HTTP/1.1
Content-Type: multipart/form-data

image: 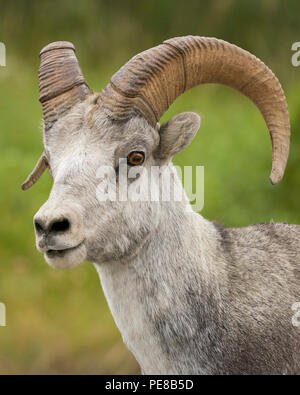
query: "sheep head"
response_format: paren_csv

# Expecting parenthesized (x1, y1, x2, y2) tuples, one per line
(23, 36, 291, 269)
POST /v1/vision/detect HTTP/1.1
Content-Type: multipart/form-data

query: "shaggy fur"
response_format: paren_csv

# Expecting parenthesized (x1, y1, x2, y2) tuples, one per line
(33, 95, 300, 374)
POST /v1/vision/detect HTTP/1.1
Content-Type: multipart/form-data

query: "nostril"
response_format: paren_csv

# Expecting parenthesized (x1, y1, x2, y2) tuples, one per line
(50, 218, 70, 233)
(34, 220, 45, 234)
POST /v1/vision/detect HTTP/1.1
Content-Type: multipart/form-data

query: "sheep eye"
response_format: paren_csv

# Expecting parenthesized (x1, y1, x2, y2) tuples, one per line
(127, 151, 145, 166)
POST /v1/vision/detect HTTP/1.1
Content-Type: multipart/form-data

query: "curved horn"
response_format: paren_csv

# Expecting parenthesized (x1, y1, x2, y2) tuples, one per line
(99, 36, 290, 184)
(39, 41, 90, 131)
(22, 41, 90, 190)
(21, 153, 48, 191)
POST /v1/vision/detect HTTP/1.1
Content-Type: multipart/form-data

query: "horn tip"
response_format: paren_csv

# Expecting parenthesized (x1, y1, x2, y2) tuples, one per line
(269, 168, 283, 185)
(40, 41, 75, 56)
(21, 180, 32, 191)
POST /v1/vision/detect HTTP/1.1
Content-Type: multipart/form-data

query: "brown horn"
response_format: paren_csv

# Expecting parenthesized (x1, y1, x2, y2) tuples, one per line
(99, 36, 290, 184)
(22, 41, 90, 190)
(21, 153, 48, 191)
(39, 41, 90, 131)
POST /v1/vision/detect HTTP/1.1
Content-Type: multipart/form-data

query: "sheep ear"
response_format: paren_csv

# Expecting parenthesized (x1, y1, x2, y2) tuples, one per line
(155, 112, 200, 161)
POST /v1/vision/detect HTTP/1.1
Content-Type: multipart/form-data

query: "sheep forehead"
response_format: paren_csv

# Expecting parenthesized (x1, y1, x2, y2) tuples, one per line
(44, 101, 160, 162)
(43, 102, 160, 185)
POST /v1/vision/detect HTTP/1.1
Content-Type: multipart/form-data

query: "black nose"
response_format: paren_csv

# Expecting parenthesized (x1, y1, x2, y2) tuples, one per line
(34, 218, 70, 234)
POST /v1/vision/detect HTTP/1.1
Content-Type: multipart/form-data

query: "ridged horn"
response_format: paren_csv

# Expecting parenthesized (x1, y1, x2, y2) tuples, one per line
(22, 41, 90, 190)
(39, 41, 90, 131)
(21, 153, 48, 191)
(99, 36, 290, 184)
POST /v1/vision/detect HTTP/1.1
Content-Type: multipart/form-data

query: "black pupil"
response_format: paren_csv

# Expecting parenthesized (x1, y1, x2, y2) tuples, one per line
(129, 152, 144, 165)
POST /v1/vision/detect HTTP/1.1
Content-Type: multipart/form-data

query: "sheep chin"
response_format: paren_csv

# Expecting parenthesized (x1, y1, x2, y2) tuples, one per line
(44, 243, 87, 270)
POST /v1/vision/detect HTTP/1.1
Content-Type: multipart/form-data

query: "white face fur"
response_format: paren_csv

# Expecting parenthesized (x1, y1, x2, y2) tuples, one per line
(33, 94, 200, 269)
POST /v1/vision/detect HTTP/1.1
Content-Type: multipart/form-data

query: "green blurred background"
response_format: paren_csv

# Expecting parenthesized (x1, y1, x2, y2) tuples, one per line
(0, 0, 299, 374)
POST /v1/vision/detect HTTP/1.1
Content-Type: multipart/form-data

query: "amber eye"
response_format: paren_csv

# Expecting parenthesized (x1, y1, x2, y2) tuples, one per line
(127, 151, 145, 166)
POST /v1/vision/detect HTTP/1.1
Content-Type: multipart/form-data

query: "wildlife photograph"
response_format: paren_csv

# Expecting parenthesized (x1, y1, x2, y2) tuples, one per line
(0, 0, 300, 377)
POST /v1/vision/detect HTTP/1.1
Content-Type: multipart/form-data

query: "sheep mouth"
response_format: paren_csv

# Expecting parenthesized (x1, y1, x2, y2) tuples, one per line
(46, 242, 84, 258)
